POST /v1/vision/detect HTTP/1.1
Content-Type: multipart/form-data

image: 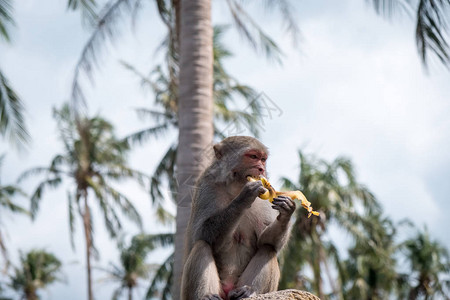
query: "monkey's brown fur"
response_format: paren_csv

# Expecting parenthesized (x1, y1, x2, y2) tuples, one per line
(181, 136, 295, 300)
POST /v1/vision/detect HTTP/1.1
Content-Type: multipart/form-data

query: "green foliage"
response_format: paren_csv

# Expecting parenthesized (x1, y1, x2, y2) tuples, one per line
(19, 103, 150, 299)
(279, 151, 382, 298)
(0, 0, 14, 42)
(67, 0, 97, 25)
(145, 252, 173, 300)
(10, 249, 63, 300)
(122, 24, 264, 219)
(0, 70, 29, 149)
(278, 151, 450, 300)
(341, 213, 400, 299)
(0, 1, 30, 149)
(0, 155, 28, 270)
(98, 233, 173, 300)
(20, 103, 147, 241)
(401, 227, 450, 299)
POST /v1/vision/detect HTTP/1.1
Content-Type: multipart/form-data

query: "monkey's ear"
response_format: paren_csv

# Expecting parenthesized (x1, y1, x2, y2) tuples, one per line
(213, 144, 223, 160)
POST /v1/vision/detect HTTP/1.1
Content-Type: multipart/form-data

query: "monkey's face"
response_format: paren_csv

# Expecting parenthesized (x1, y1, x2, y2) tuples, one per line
(233, 149, 267, 183)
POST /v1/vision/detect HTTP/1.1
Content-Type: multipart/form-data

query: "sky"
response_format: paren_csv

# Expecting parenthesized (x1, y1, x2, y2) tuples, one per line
(1, 0, 450, 299)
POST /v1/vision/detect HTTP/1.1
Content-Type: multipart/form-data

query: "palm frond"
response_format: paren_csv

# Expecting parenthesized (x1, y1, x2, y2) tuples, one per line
(156, 205, 175, 225)
(0, 71, 30, 149)
(0, 190, 28, 214)
(0, 0, 14, 42)
(368, 0, 413, 19)
(150, 143, 177, 208)
(67, 191, 77, 250)
(102, 184, 143, 230)
(70, 0, 142, 107)
(67, 0, 98, 25)
(0, 229, 10, 271)
(146, 252, 173, 300)
(120, 60, 157, 92)
(124, 122, 170, 146)
(29, 177, 62, 219)
(225, 0, 283, 63)
(415, 0, 450, 68)
(132, 233, 173, 251)
(134, 108, 174, 123)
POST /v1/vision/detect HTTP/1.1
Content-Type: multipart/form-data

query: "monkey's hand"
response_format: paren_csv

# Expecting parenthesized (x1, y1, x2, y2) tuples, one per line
(258, 196, 294, 251)
(240, 181, 268, 208)
(247, 175, 320, 218)
(272, 195, 296, 222)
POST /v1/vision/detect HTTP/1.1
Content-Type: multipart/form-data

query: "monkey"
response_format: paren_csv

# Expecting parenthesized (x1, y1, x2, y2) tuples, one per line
(181, 136, 295, 300)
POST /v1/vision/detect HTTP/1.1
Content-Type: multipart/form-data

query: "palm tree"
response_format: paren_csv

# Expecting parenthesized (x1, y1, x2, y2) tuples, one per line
(279, 150, 381, 298)
(98, 233, 173, 300)
(0, 0, 29, 148)
(341, 212, 400, 300)
(401, 227, 450, 299)
(122, 24, 262, 215)
(65, 2, 450, 300)
(10, 249, 63, 300)
(19, 103, 148, 300)
(173, 1, 214, 297)
(0, 155, 28, 271)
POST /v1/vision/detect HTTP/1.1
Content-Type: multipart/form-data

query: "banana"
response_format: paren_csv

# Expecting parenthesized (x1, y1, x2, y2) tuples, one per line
(247, 175, 320, 218)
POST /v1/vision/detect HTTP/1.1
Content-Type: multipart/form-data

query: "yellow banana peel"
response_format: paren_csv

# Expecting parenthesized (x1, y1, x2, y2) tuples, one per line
(247, 175, 320, 218)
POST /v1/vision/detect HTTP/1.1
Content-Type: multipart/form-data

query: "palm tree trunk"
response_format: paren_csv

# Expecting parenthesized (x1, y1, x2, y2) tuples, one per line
(128, 286, 133, 300)
(311, 232, 324, 299)
(25, 288, 38, 300)
(173, 0, 213, 299)
(82, 190, 94, 300)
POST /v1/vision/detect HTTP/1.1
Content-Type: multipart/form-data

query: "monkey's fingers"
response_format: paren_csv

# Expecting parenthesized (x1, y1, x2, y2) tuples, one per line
(277, 190, 319, 218)
(276, 191, 309, 205)
(247, 176, 276, 202)
(247, 177, 319, 217)
(272, 198, 295, 213)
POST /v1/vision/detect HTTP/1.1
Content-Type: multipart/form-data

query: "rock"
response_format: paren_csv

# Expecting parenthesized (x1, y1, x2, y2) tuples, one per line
(242, 289, 320, 300)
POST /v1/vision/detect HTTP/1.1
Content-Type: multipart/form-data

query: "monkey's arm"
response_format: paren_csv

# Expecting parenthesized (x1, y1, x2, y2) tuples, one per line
(257, 196, 295, 251)
(194, 181, 266, 248)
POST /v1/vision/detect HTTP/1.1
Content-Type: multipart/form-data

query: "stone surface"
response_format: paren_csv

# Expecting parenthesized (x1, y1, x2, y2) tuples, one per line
(242, 289, 320, 300)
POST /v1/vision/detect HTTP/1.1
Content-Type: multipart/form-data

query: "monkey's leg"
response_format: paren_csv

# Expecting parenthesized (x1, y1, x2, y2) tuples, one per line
(181, 240, 223, 300)
(230, 245, 280, 299)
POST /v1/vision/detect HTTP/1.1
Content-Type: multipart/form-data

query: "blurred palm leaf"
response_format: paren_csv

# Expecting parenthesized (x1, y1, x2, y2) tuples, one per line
(0, 154, 28, 271)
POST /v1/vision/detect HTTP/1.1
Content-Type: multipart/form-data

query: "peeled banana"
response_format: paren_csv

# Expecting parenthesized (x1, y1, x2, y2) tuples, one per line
(247, 175, 320, 218)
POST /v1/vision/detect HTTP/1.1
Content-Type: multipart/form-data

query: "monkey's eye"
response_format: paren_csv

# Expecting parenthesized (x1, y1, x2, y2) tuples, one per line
(261, 157, 267, 163)
(250, 154, 258, 159)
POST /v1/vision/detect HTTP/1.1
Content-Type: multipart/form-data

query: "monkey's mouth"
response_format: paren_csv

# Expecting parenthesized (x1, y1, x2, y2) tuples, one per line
(246, 169, 266, 178)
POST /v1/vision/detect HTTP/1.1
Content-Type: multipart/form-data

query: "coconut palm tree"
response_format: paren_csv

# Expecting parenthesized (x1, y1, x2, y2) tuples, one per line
(19, 103, 148, 300)
(122, 24, 262, 216)
(401, 227, 450, 299)
(10, 249, 63, 300)
(172, 1, 214, 297)
(341, 212, 400, 300)
(0, 155, 28, 271)
(98, 233, 173, 300)
(65, 2, 450, 299)
(278, 150, 381, 298)
(0, 0, 29, 148)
